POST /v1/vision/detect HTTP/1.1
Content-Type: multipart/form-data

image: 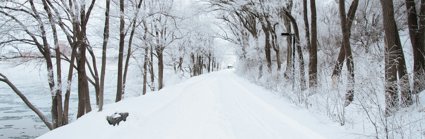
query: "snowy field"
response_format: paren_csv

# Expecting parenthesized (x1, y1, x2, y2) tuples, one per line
(37, 70, 356, 139)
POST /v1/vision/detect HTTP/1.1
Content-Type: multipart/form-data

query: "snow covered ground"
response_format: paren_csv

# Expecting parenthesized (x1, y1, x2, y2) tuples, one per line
(37, 70, 356, 139)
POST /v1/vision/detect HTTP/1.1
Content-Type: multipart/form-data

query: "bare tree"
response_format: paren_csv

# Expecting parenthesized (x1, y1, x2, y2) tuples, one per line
(405, 0, 425, 95)
(304, 0, 318, 88)
(332, 0, 359, 80)
(116, 0, 125, 102)
(380, 0, 411, 115)
(334, 0, 359, 106)
(0, 0, 60, 129)
(0, 0, 97, 128)
(123, 0, 144, 95)
(99, 0, 111, 111)
(282, 1, 293, 79)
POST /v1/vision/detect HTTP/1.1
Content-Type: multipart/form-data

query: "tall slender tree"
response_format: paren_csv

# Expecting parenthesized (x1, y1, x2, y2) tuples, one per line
(99, 0, 111, 111)
(305, 0, 318, 88)
(380, 0, 411, 115)
(332, 0, 359, 81)
(336, 0, 359, 106)
(282, 1, 293, 79)
(116, 0, 125, 102)
(123, 0, 144, 95)
(405, 0, 425, 95)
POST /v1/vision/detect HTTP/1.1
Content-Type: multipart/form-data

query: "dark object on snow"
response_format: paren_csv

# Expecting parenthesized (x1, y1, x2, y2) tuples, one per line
(106, 112, 129, 126)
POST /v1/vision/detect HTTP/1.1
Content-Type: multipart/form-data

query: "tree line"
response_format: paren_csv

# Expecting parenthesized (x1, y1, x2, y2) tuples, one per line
(0, 0, 220, 130)
(208, 0, 425, 116)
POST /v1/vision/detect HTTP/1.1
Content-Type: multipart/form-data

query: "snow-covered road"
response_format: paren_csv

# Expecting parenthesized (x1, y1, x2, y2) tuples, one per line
(37, 70, 353, 139)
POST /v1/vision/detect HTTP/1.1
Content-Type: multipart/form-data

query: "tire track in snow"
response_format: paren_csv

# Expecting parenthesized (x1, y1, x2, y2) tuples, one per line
(213, 71, 328, 139)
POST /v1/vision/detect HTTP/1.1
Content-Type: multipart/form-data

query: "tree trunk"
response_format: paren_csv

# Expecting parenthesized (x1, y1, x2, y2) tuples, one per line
(198, 54, 202, 75)
(99, 0, 110, 111)
(142, 21, 148, 95)
(208, 52, 212, 72)
(262, 24, 272, 71)
(338, 0, 357, 106)
(309, 0, 318, 88)
(116, 0, 125, 102)
(63, 45, 77, 124)
(283, 16, 293, 79)
(80, 7, 93, 115)
(282, 1, 293, 79)
(143, 47, 148, 95)
(150, 45, 155, 91)
(332, 0, 359, 81)
(76, 42, 91, 118)
(178, 57, 183, 72)
(380, 0, 406, 115)
(191, 53, 196, 76)
(29, 0, 58, 126)
(157, 48, 164, 90)
(296, 40, 307, 91)
(405, 0, 425, 95)
(303, 0, 311, 52)
(267, 19, 281, 71)
(42, 0, 64, 127)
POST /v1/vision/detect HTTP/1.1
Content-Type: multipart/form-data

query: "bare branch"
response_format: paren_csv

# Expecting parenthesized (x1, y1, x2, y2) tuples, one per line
(0, 73, 53, 130)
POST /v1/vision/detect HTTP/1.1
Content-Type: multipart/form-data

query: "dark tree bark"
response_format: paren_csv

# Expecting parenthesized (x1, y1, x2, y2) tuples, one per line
(99, 0, 111, 111)
(380, 0, 411, 115)
(309, 0, 318, 88)
(75, 0, 97, 117)
(303, 0, 311, 54)
(261, 19, 272, 71)
(28, 0, 58, 126)
(143, 47, 148, 95)
(208, 52, 212, 72)
(157, 47, 164, 90)
(337, 0, 357, 106)
(42, 0, 77, 123)
(191, 53, 196, 76)
(150, 45, 155, 91)
(282, 2, 293, 79)
(405, 0, 425, 95)
(142, 20, 149, 95)
(266, 18, 281, 71)
(116, 0, 125, 102)
(76, 39, 91, 118)
(332, 0, 359, 81)
(179, 57, 184, 72)
(271, 32, 281, 71)
(41, 0, 65, 127)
